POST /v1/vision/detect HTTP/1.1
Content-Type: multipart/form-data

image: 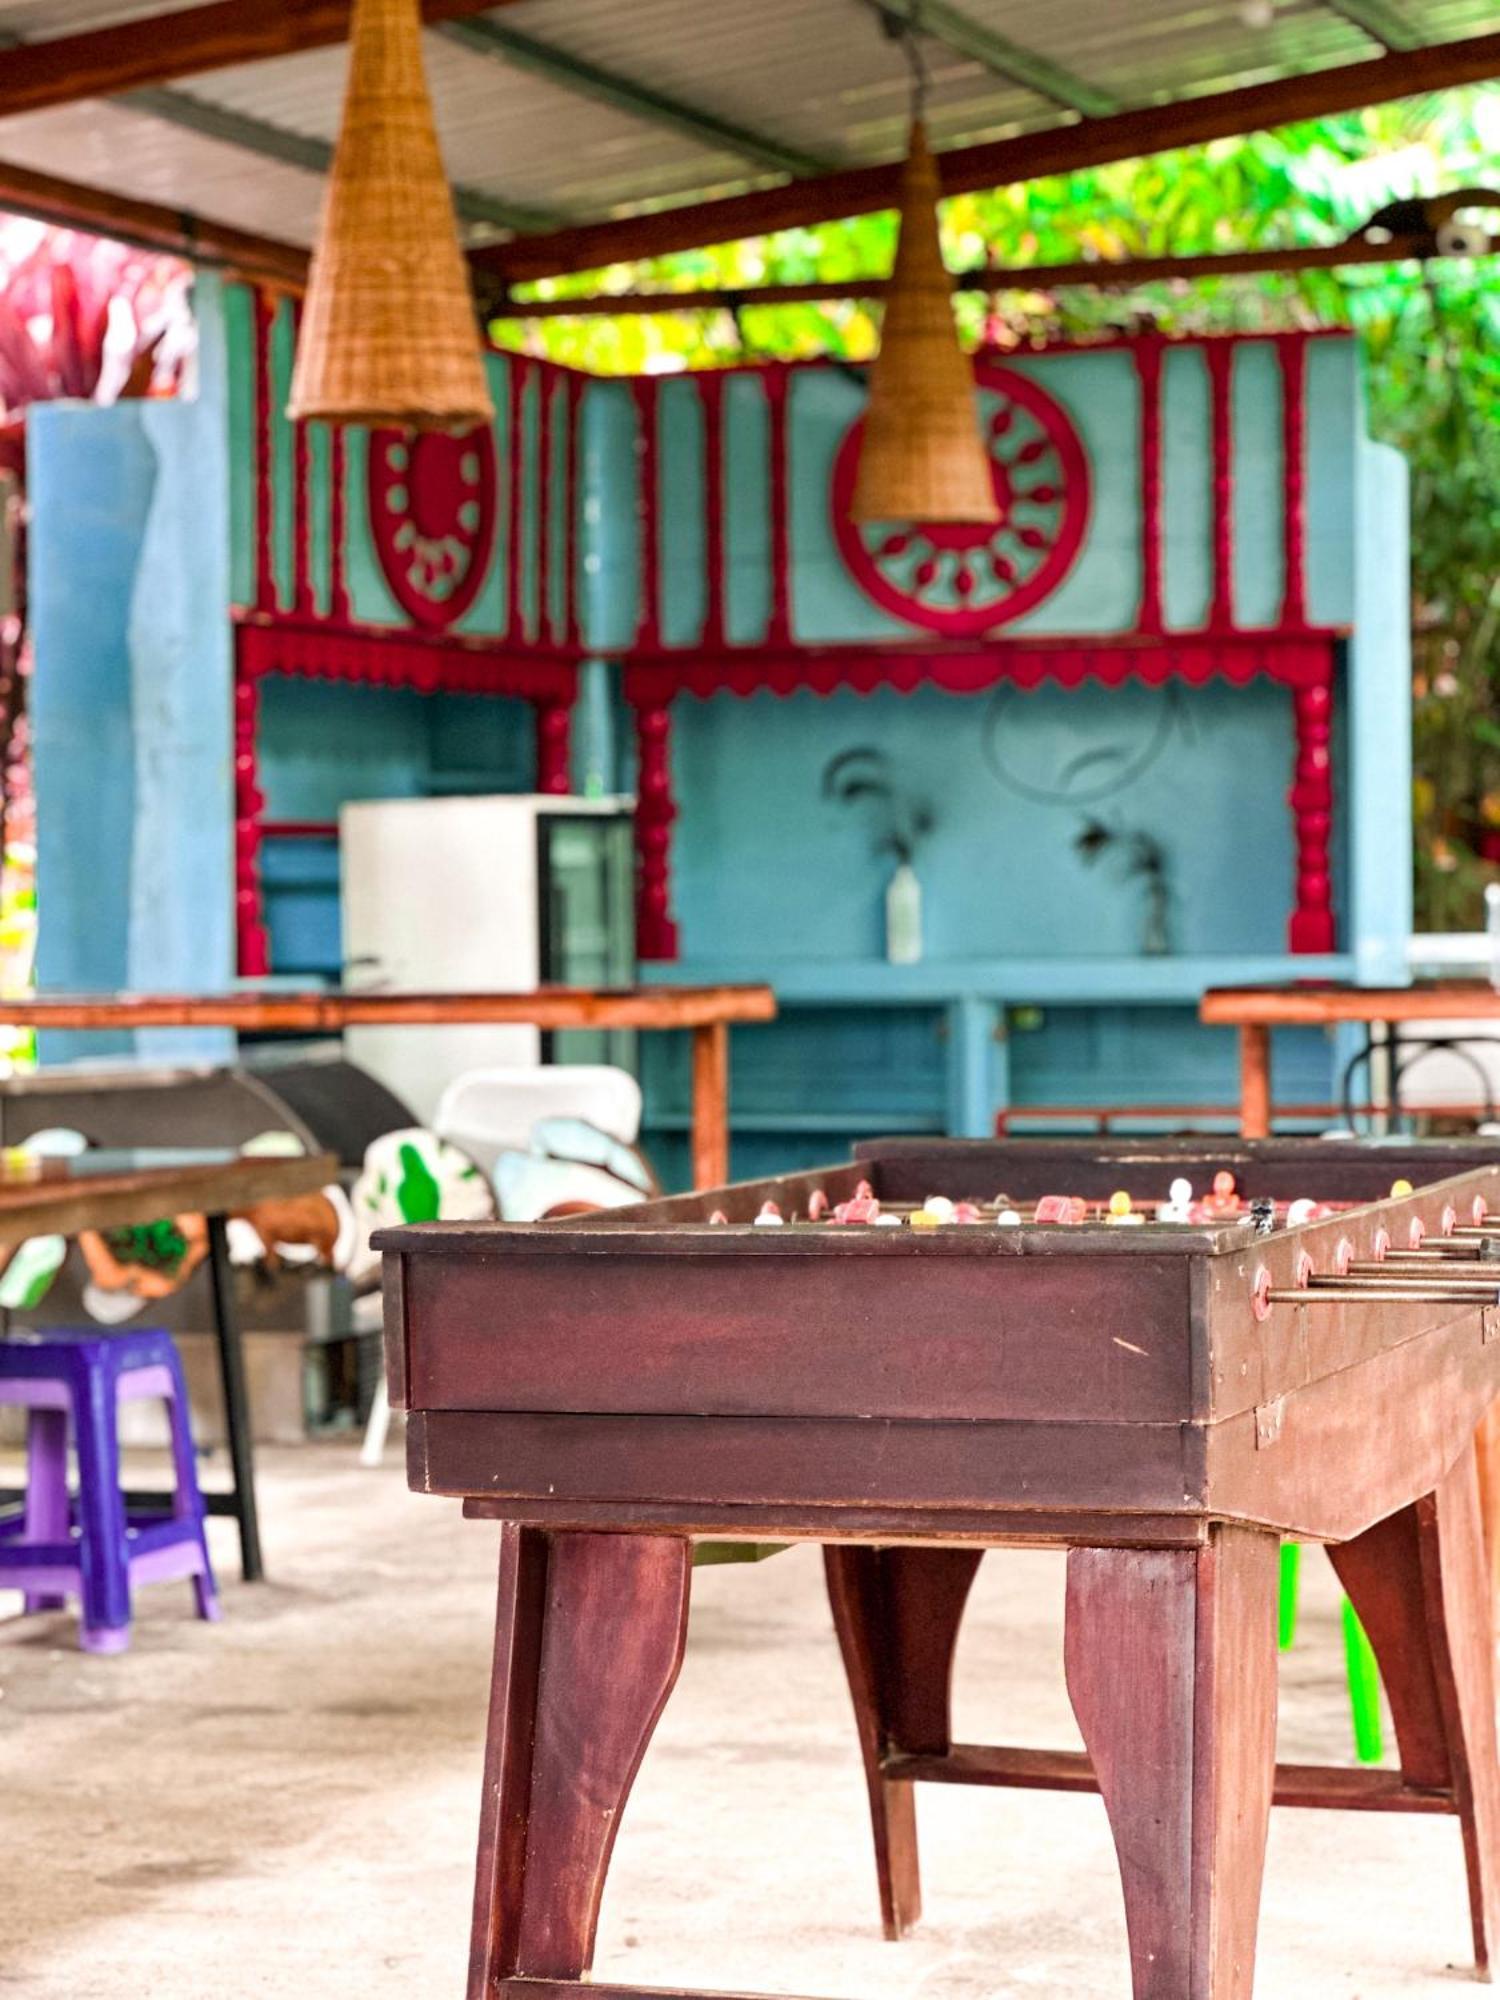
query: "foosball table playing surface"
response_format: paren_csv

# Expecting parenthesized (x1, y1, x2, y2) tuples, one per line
(378, 1137, 1500, 2000)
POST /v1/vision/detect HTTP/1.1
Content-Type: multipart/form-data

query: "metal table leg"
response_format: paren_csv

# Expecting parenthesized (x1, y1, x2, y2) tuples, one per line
(206, 1211, 264, 1583)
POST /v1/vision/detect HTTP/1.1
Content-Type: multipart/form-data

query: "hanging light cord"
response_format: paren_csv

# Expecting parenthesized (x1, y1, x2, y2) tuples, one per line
(902, 25, 930, 121)
(876, 5, 931, 122)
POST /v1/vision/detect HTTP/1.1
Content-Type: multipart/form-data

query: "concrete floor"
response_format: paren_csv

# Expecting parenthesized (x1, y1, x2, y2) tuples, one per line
(0, 1440, 1490, 1998)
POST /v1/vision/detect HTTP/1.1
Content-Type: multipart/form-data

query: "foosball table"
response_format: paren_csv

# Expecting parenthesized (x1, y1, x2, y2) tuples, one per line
(378, 1137, 1500, 2000)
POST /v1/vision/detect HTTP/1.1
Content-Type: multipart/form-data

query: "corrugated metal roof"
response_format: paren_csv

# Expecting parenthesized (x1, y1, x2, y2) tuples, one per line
(0, 0, 1491, 260)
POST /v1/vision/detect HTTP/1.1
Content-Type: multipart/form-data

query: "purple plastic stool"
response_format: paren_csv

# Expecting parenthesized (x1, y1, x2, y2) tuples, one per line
(0, 1328, 220, 1653)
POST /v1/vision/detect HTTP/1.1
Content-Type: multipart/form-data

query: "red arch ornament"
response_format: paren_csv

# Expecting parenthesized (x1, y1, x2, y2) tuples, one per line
(830, 361, 1090, 635)
(368, 425, 499, 630)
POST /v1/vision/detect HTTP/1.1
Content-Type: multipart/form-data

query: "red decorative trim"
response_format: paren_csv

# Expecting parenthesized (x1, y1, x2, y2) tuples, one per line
(1207, 340, 1234, 632)
(261, 820, 339, 840)
(631, 376, 661, 650)
(829, 360, 1091, 636)
(235, 614, 579, 701)
(622, 631, 1341, 705)
(699, 371, 726, 650)
(1277, 333, 1308, 631)
(232, 618, 581, 974)
(765, 367, 791, 648)
(633, 699, 678, 960)
(564, 375, 583, 649)
(1289, 675, 1336, 953)
(505, 359, 527, 646)
(291, 303, 312, 617)
(1136, 338, 1164, 636)
(233, 665, 269, 977)
(252, 286, 276, 614)
(535, 699, 572, 795)
(368, 426, 499, 632)
(329, 427, 350, 624)
(537, 370, 555, 647)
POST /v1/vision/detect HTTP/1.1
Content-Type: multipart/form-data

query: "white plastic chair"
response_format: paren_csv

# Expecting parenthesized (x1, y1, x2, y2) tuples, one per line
(433, 1065, 642, 1178)
(361, 1066, 644, 1468)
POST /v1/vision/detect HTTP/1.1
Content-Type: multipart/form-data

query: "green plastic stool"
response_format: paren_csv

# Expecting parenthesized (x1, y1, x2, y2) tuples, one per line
(1278, 1541, 1384, 1764)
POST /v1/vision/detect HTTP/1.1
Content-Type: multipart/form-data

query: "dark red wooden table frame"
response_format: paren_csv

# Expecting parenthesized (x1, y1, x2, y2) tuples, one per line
(380, 1138, 1500, 2000)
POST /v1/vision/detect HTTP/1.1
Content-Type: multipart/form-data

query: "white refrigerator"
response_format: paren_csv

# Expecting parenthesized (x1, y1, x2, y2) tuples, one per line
(339, 794, 636, 1123)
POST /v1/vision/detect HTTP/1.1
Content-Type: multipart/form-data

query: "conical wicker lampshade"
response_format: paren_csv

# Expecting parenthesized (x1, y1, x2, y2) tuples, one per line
(850, 121, 998, 525)
(288, 0, 493, 431)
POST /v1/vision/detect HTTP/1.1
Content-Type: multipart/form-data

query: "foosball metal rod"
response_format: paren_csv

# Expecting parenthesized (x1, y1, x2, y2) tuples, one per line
(1346, 1259, 1493, 1275)
(1266, 1285, 1500, 1304)
(1305, 1273, 1500, 1294)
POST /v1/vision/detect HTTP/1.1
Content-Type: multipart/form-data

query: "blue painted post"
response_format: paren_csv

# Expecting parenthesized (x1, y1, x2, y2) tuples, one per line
(946, 997, 1000, 1138)
(30, 274, 237, 1065)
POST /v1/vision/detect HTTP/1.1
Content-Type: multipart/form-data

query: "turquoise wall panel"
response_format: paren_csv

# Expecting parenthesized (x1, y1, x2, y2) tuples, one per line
(724, 373, 771, 645)
(668, 679, 1303, 964)
(580, 379, 638, 651)
(1305, 338, 1360, 629)
(1161, 345, 1212, 630)
(659, 377, 707, 648)
(224, 280, 256, 611)
(1005, 349, 1140, 636)
(1231, 342, 1285, 630)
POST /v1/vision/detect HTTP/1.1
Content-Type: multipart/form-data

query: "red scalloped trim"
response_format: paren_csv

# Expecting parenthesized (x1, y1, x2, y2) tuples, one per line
(622, 633, 1340, 705)
(235, 615, 579, 703)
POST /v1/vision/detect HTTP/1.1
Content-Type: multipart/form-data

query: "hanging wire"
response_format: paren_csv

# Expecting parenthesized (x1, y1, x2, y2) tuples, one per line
(901, 23, 931, 122)
(876, 5, 931, 122)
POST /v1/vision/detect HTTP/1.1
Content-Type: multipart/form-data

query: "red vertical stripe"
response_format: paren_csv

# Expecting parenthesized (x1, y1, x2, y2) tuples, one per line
(631, 376, 661, 651)
(291, 302, 312, 616)
(328, 427, 350, 624)
(252, 286, 276, 613)
(536, 368, 555, 646)
(1276, 333, 1308, 632)
(766, 367, 791, 648)
(700, 371, 725, 650)
(1135, 338, 1164, 636)
(505, 358, 527, 647)
(1207, 340, 1234, 633)
(564, 374, 583, 650)
(535, 699, 572, 794)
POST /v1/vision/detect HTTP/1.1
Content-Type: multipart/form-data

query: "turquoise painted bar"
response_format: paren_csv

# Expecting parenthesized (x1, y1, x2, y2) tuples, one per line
(26, 295, 1414, 1179)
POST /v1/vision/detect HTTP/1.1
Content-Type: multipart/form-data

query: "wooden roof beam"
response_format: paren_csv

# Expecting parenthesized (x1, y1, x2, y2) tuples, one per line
(0, 152, 307, 287)
(476, 27, 1500, 283)
(0, 0, 522, 119)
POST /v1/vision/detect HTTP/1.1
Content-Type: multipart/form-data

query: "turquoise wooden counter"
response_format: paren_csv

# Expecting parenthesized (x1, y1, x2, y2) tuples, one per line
(641, 955, 1354, 1185)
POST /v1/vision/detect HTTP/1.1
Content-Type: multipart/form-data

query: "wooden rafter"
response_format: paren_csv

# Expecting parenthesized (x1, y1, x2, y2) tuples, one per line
(477, 28, 1500, 283)
(493, 227, 1483, 319)
(0, 0, 521, 120)
(0, 153, 307, 287)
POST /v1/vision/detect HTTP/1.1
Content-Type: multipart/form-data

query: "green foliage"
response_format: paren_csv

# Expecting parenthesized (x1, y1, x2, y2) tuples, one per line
(493, 88, 1500, 929)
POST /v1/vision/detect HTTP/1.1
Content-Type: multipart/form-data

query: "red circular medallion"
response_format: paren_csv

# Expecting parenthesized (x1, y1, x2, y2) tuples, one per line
(830, 361, 1090, 635)
(367, 426, 498, 630)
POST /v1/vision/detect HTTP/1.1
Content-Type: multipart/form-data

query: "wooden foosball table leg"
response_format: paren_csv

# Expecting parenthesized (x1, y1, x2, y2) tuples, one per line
(1064, 1528, 1280, 2000)
(823, 1546, 983, 1940)
(1329, 1441, 1500, 1975)
(467, 1526, 692, 2000)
